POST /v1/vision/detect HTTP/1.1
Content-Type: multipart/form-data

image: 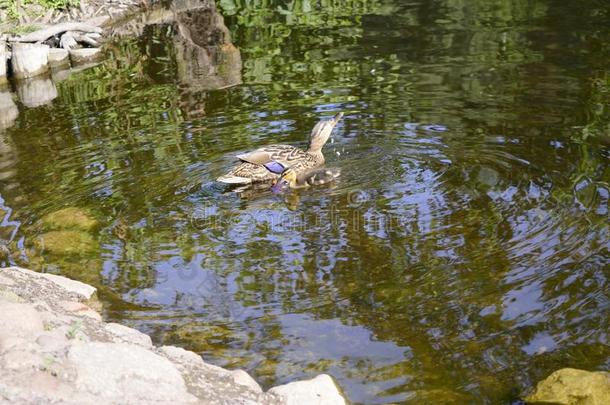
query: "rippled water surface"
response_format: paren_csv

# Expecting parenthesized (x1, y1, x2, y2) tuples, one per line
(1, 0, 609, 403)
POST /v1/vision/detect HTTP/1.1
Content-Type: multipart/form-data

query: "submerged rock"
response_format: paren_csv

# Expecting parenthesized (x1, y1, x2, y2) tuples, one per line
(41, 207, 99, 232)
(32, 207, 100, 257)
(34, 230, 98, 256)
(411, 388, 472, 404)
(526, 368, 610, 405)
(0, 266, 348, 404)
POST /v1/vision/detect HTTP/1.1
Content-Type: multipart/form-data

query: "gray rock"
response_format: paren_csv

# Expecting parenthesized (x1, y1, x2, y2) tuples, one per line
(0, 336, 27, 353)
(0, 289, 23, 303)
(48, 48, 70, 68)
(57, 300, 102, 321)
(36, 332, 69, 353)
(158, 344, 205, 366)
(158, 345, 273, 405)
(11, 43, 50, 80)
(268, 374, 347, 405)
(68, 342, 197, 403)
(69, 48, 103, 65)
(232, 369, 263, 394)
(105, 322, 153, 348)
(0, 273, 15, 286)
(9, 266, 96, 300)
(1, 347, 44, 371)
(0, 302, 44, 338)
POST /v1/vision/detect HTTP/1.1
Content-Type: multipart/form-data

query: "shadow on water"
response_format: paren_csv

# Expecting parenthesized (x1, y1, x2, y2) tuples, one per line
(0, 0, 609, 403)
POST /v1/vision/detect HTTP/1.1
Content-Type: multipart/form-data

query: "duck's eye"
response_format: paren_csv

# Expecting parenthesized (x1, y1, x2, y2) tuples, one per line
(282, 179, 289, 185)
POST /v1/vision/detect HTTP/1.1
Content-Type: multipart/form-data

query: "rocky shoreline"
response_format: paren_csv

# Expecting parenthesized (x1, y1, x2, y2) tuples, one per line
(1, 0, 144, 84)
(0, 266, 347, 404)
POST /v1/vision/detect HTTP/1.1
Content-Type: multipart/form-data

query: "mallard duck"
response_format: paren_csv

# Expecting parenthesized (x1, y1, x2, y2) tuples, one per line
(216, 112, 343, 185)
(271, 166, 341, 192)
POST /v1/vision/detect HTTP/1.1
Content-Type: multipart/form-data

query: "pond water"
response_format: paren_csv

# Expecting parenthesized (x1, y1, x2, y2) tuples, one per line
(1, 0, 609, 403)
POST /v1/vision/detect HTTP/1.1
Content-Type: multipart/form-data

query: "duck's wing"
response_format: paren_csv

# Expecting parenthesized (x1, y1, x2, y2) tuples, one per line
(235, 149, 288, 174)
(236, 150, 274, 165)
(237, 145, 309, 166)
(217, 162, 277, 184)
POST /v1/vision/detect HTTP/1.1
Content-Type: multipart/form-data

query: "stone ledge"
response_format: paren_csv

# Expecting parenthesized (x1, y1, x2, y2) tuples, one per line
(0, 266, 347, 405)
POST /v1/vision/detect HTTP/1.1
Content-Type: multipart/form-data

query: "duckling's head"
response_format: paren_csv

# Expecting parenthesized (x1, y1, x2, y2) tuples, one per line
(307, 112, 343, 152)
(271, 168, 298, 193)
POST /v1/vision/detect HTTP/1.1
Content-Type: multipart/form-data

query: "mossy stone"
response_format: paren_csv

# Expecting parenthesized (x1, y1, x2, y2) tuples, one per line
(34, 231, 98, 256)
(526, 368, 610, 405)
(41, 207, 99, 232)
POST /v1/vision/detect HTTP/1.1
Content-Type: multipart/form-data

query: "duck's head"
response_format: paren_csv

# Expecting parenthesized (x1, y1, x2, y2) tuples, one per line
(271, 168, 298, 193)
(307, 112, 343, 152)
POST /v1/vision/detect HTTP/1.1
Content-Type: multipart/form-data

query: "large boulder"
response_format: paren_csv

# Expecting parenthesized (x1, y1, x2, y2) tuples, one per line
(526, 368, 610, 405)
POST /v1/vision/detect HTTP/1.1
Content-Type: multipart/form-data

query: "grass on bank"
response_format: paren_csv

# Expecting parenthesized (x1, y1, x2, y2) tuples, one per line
(0, 0, 80, 21)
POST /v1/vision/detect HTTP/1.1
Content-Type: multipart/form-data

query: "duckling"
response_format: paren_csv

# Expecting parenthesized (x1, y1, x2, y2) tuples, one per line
(271, 166, 341, 192)
(217, 112, 343, 185)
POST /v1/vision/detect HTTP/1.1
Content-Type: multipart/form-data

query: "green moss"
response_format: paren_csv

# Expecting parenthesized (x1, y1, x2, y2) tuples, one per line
(413, 389, 473, 404)
(41, 207, 99, 232)
(34, 230, 98, 256)
(3, 24, 40, 35)
(1, 0, 80, 21)
(170, 322, 234, 353)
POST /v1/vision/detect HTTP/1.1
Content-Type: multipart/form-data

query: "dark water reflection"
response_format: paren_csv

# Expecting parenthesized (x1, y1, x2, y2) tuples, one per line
(1, 0, 609, 403)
